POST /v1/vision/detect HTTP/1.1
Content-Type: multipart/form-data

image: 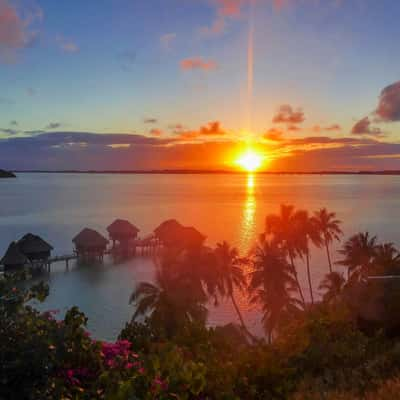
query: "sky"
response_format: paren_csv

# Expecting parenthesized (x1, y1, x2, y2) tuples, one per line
(1, 0, 400, 171)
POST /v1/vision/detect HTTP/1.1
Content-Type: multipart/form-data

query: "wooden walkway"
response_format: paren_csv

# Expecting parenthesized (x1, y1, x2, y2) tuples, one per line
(1, 236, 161, 274)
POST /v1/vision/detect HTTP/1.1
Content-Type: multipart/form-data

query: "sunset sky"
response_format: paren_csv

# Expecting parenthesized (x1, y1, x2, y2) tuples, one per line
(1, 0, 400, 171)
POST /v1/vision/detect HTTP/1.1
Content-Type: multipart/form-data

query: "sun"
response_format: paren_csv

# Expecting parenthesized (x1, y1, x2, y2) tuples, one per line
(236, 150, 264, 172)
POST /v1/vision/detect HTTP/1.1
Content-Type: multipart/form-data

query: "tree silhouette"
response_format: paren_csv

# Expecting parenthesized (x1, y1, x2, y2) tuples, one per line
(214, 241, 256, 342)
(312, 208, 343, 273)
(296, 210, 323, 305)
(337, 232, 377, 283)
(130, 249, 208, 337)
(319, 271, 346, 304)
(371, 243, 400, 276)
(249, 236, 301, 343)
(265, 204, 306, 306)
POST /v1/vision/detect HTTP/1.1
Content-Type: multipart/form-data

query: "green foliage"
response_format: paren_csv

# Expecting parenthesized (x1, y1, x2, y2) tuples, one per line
(4, 204, 400, 399)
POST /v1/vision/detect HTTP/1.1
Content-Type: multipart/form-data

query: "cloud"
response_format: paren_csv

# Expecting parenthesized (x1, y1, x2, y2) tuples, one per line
(180, 57, 217, 71)
(273, 104, 305, 124)
(24, 130, 45, 135)
(375, 81, 400, 122)
(0, 0, 42, 62)
(150, 129, 163, 136)
(201, 0, 288, 37)
(11, 131, 175, 146)
(351, 117, 383, 136)
(56, 36, 79, 53)
(0, 128, 18, 135)
(176, 121, 227, 140)
(287, 125, 301, 131)
(144, 118, 158, 124)
(312, 124, 341, 133)
(284, 136, 377, 146)
(199, 17, 225, 36)
(160, 33, 176, 50)
(199, 121, 226, 135)
(215, 0, 242, 16)
(46, 122, 62, 130)
(2, 130, 399, 172)
(325, 124, 341, 131)
(169, 124, 185, 134)
(264, 128, 284, 141)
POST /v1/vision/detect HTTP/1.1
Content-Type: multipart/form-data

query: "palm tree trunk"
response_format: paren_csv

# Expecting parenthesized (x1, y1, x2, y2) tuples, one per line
(325, 239, 333, 273)
(230, 292, 258, 343)
(289, 253, 306, 306)
(306, 248, 314, 305)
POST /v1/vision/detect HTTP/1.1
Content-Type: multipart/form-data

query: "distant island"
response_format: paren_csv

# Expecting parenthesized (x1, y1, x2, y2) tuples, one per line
(12, 169, 400, 175)
(0, 170, 16, 178)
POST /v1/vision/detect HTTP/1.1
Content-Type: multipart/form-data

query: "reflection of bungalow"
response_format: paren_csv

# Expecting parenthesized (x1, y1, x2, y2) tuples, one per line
(0, 242, 29, 271)
(107, 219, 139, 256)
(154, 220, 206, 250)
(17, 233, 53, 262)
(73, 228, 109, 262)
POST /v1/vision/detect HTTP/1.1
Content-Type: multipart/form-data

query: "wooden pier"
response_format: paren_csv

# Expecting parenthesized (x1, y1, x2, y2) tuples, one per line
(47, 254, 78, 271)
(1, 222, 164, 274)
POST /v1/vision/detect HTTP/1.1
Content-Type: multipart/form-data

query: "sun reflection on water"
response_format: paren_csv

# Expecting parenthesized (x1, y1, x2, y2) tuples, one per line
(240, 174, 257, 254)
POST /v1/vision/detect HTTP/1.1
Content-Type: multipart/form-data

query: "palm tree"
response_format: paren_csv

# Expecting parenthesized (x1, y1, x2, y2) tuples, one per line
(214, 241, 255, 340)
(249, 236, 301, 343)
(319, 272, 346, 304)
(296, 210, 323, 305)
(265, 204, 306, 306)
(372, 243, 400, 276)
(337, 232, 377, 283)
(312, 208, 343, 273)
(130, 251, 208, 337)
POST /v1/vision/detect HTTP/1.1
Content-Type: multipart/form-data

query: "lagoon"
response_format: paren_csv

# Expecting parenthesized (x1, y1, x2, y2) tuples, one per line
(1, 173, 399, 340)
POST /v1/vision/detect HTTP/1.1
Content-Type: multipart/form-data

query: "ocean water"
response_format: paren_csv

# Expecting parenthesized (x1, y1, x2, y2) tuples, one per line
(1, 173, 399, 339)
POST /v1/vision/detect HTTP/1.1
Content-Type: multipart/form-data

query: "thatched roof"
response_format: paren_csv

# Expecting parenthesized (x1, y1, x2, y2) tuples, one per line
(17, 233, 53, 254)
(180, 226, 206, 248)
(154, 219, 182, 239)
(154, 220, 206, 248)
(73, 228, 109, 248)
(107, 219, 139, 237)
(0, 242, 29, 266)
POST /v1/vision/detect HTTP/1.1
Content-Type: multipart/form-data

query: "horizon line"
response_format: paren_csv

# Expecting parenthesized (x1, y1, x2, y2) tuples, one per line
(10, 169, 400, 176)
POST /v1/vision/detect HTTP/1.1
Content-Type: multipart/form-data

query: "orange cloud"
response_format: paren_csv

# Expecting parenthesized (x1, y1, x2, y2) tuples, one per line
(273, 104, 305, 124)
(176, 121, 227, 140)
(56, 36, 79, 53)
(264, 127, 284, 141)
(180, 57, 217, 71)
(150, 129, 163, 136)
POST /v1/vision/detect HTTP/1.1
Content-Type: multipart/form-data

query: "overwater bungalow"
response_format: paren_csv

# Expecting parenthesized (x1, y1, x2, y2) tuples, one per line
(0, 242, 29, 271)
(107, 219, 139, 256)
(154, 219, 183, 247)
(17, 233, 53, 263)
(180, 226, 206, 249)
(73, 228, 109, 262)
(154, 219, 206, 250)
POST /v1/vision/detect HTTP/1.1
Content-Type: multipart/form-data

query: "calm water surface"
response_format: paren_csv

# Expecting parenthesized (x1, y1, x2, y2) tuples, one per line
(1, 173, 399, 339)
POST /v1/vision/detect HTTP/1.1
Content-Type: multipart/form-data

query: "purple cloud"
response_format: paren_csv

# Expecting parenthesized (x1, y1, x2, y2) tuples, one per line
(351, 117, 383, 136)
